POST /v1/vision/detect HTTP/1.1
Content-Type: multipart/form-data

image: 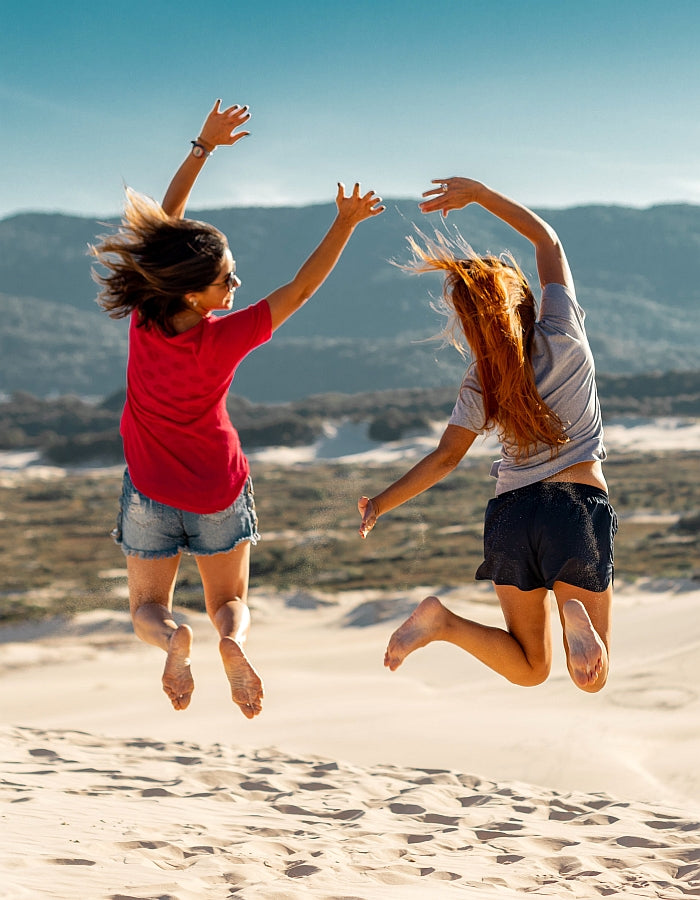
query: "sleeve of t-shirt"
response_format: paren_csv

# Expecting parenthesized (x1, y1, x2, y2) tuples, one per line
(539, 282, 586, 333)
(448, 365, 488, 434)
(206, 299, 273, 369)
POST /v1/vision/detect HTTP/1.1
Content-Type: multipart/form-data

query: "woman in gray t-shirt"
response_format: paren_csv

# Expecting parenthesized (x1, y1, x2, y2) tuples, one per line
(358, 177, 617, 694)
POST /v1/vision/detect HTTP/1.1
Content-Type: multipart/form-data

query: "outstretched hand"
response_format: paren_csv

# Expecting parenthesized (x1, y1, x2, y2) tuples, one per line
(198, 99, 251, 150)
(418, 177, 484, 217)
(336, 182, 385, 226)
(358, 496, 378, 539)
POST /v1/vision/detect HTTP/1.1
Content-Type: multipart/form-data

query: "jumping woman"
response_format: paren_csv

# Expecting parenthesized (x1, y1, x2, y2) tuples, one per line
(358, 177, 616, 694)
(92, 98, 384, 716)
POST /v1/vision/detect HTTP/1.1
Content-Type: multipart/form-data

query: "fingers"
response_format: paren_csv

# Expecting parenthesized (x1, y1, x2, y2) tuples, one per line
(335, 182, 361, 200)
(223, 103, 250, 124)
(200, 100, 251, 149)
(365, 191, 385, 216)
(336, 182, 385, 215)
(358, 496, 377, 538)
(418, 181, 449, 215)
(422, 178, 451, 199)
(419, 202, 449, 219)
(361, 189, 382, 208)
(224, 106, 251, 137)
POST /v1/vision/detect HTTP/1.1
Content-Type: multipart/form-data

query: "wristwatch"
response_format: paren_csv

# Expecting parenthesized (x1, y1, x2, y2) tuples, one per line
(190, 141, 212, 159)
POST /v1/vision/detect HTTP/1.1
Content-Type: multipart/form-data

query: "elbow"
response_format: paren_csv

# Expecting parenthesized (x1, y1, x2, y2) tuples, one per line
(542, 223, 563, 251)
(289, 277, 316, 308)
(434, 428, 473, 473)
(433, 447, 464, 476)
(534, 220, 557, 245)
(297, 285, 315, 305)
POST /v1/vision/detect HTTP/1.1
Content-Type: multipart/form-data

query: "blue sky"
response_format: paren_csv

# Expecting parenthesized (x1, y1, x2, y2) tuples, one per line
(2, 0, 699, 218)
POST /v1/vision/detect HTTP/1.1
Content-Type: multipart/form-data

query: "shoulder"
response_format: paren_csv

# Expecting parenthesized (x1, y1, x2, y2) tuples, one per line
(202, 299, 272, 357)
(539, 282, 585, 327)
(449, 364, 487, 433)
(206, 299, 271, 333)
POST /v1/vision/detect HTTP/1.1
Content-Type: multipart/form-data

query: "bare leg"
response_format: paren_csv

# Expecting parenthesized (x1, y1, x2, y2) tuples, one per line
(554, 581, 612, 692)
(385, 586, 552, 687)
(196, 541, 264, 719)
(126, 555, 194, 710)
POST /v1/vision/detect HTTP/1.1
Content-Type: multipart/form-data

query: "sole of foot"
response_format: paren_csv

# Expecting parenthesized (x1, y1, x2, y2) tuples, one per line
(562, 599, 606, 690)
(384, 595, 445, 671)
(220, 636, 264, 718)
(162, 623, 194, 710)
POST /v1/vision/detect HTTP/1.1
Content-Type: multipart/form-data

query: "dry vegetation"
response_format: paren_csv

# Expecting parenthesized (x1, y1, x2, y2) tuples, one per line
(1, 451, 698, 624)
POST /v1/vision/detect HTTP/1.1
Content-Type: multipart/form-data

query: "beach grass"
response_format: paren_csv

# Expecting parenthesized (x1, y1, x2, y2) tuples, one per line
(1, 451, 698, 623)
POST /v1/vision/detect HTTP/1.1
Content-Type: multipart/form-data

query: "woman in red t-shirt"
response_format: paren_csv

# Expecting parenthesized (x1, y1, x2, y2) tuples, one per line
(92, 98, 384, 717)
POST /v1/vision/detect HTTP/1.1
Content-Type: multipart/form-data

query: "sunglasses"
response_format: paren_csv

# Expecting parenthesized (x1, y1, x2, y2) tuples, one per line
(214, 271, 239, 291)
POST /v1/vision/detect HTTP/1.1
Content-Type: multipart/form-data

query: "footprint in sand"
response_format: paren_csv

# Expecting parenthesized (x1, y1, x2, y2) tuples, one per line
(608, 685, 697, 709)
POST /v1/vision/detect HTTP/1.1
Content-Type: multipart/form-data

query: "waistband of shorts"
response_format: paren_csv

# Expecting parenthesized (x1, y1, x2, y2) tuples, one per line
(498, 480, 609, 502)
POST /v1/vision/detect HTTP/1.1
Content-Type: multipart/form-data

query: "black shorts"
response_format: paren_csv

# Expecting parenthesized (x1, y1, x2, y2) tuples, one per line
(475, 481, 618, 593)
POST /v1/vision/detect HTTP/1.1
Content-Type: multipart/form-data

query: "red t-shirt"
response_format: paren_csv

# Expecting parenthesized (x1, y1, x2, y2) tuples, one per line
(121, 299, 272, 514)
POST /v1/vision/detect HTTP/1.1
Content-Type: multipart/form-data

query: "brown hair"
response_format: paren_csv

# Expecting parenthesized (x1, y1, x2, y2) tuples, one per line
(90, 188, 227, 336)
(404, 229, 568, 460)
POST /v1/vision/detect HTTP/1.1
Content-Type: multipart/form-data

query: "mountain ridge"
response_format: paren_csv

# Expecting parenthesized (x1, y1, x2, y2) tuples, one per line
(1, 200, 698, 400)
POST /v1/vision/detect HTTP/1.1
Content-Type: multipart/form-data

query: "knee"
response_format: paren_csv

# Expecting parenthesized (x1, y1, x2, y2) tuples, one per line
(510, 659, 551, 687)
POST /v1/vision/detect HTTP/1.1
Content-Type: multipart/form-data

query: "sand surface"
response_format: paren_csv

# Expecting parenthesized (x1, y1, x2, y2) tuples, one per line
(2, 416, 699, 897)
(2, 580, 700, 899)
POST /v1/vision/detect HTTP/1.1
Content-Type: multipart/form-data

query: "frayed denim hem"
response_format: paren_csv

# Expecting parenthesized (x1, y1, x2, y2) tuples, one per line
(186, 529, 261, 557)
(112, 527, 261, 559)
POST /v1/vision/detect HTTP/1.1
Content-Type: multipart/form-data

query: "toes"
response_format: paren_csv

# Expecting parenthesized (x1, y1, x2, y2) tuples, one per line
(164, 687, 192, 710)
(234, 691, 263, 717)
(236, 698, 261, 719)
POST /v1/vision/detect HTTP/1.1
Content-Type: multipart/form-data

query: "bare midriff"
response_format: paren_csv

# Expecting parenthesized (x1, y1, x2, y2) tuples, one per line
(542, 460, 607, 493)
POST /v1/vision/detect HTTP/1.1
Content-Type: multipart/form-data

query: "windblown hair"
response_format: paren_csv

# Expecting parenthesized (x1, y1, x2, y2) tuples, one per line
(90, 188, 227, 336)
(403, 228, 569, 460)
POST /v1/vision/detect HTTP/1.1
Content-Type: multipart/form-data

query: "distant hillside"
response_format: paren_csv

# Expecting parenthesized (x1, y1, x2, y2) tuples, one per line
(1, 201, 699, 399)
(1, 371, 699, 465)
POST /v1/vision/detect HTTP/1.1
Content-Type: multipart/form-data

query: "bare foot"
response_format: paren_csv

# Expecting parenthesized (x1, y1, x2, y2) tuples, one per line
(562, 599, 607, 689)
(220, 637, 264, 719)
(162, 624, 194, 710)
(384, 595, 447, 671)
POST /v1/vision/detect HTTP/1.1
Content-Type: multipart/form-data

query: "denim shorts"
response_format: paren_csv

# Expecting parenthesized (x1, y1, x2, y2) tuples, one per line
(112, 469, 260, 559)
(475, 481, 618, 592)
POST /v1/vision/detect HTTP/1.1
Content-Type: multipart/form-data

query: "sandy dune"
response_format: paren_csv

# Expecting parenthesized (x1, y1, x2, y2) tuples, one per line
(2, 416, 699, 897)
(2, 581, 700, 898)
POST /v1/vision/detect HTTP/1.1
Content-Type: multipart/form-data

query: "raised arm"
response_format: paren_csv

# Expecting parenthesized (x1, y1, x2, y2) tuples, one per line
(358, 424, 476, 538)
(161, 99, 251, 219)
(419, 178, 573, 290)
(265, 182, 384, 332)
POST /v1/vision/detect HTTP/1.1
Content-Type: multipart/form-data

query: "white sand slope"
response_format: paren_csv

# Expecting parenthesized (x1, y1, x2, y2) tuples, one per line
(2, 724, 700, 900)
(2, 583, 700, 898)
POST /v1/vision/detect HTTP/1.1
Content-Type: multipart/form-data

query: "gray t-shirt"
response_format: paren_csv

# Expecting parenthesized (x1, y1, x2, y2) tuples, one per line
(449, 282, 606, 495)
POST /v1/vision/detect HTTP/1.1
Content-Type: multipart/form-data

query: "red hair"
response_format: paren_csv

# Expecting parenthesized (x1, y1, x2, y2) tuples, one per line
(404, 229, 568, 460)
